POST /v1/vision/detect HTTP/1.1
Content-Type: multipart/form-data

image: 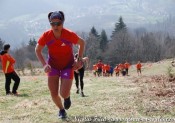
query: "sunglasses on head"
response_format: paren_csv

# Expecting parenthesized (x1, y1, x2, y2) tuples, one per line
(50, 21, 62, 26)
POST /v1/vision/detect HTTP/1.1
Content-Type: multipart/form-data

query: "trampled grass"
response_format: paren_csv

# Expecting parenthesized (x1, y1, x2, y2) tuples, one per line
(0, 60, 175, 123)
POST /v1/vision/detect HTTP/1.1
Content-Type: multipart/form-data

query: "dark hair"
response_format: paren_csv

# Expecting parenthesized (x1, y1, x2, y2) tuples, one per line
(4, 44, 10, 50)
(74, 53, 78, 58)
(48, 11, 65, 22)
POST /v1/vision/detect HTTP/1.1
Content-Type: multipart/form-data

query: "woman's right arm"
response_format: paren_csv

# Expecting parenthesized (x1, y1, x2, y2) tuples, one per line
(35, 44, 51, 73)
(35, 44, 47, 66)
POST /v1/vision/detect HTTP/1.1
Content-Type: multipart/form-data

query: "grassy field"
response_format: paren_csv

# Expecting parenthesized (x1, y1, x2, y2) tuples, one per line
(0, 60, 175, 123)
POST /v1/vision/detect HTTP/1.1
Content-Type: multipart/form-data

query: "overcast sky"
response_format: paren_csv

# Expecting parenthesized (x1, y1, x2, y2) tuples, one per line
(0, 0, 175, 47)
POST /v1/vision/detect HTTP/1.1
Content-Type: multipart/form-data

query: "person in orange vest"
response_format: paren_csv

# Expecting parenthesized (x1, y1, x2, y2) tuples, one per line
(96, 60, 104, 77)
(114, 64, 120, 76)
(0, 44, 20, 96)
(106, 64, 111, 77)
(102, 64, 107, 77)
(136, 61, 142, 76)
(119, 63, 126, 76)
(124, 61, 130, 76)
(92, 64, 98, 77)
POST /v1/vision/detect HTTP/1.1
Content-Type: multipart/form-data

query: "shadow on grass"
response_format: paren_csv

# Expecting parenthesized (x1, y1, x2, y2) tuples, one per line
(82, 95, 89, 97)
(0, 93, 30, 97)
(18, 93, 30, 97)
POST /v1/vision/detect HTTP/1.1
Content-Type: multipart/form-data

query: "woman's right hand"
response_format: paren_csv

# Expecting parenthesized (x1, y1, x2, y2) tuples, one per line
(73, 60, 83, 70)
(43, 64, 51, 73)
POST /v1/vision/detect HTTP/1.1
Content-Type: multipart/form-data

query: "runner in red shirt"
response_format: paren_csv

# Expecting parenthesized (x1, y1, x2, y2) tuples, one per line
(124, 61, 130, 76)
(96, 60, 104, 77)
(35, 11, 85, 119)
(119, 63, 126, 76)
(136, 61, 142, 76)
(102, 64, 107, 76)
(92, 64, 98, 77)
(106, 64, 110, 77)
(114, 65, 120, 76)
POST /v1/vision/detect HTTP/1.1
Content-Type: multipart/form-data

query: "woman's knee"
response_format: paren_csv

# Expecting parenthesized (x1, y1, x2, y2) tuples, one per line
(60, 79, 72, 98)
(60, 90, 69, 99)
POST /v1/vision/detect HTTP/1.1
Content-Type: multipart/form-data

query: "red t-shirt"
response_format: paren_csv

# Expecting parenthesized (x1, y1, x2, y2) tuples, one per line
(114, 66, 120, 73)
(119, 64, 124, 70)
(0, 53, 15, 73)
(96, 63, 104, 69)
(124, 63, 130, 69)
(38, 28, 79, 70)
(93, 65, 98, 71)
(136, 63, 142, 69)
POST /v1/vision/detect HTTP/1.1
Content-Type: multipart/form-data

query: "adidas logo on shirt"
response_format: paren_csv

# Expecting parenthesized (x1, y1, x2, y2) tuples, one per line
(61, 43, 66, 46)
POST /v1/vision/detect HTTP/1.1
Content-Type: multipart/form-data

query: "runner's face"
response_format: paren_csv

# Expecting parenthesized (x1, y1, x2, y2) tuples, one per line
(50, 19, 63, 32)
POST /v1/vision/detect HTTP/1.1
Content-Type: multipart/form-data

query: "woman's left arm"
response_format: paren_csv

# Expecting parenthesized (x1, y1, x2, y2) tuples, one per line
(77, 38, 85, 59)
(72, 38, 85, 70)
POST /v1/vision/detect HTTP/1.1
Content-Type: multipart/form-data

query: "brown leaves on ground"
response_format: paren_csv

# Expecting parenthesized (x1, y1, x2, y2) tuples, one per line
(133, 74, 175, 116)
(134, 75, 175, 97)
(150, 75, 175, 97)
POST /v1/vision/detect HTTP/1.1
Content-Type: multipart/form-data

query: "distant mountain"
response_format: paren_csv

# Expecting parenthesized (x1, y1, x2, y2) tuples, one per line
(0, 0, 175, 47)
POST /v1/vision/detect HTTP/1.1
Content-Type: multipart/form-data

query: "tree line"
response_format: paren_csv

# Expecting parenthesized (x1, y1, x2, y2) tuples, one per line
(84, 16, 175, 67)
(0, 38, 39, 73)
(1, 16, 175, 70)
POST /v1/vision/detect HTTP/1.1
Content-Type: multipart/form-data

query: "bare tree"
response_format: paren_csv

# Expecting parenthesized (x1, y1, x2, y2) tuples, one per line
(85, 33, 101, 67)
(107, 30, 133, 65)
(13, 48, 26, 75)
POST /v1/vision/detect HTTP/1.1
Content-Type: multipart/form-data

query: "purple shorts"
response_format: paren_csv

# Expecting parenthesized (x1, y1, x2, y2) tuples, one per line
(47, 67, 74, 79)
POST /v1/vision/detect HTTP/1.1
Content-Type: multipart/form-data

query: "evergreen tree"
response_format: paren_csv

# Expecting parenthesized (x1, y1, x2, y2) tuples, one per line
(27, 38, 37, 60)
(100, 29, 108, 52)
(108, 16, 131, 64)
(0, 38, 5, 51)
(28, 38, 37, 46)
(90, 26, 99, 37)
(111, 16, 127, 38)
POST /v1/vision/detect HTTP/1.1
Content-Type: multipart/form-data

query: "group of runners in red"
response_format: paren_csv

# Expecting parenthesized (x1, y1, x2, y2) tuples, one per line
(93, 60, 142, 77)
